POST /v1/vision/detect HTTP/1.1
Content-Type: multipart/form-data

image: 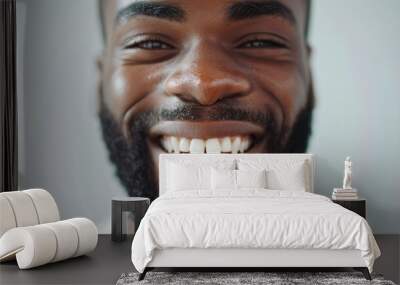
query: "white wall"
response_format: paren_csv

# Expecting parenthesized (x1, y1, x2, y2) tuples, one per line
(308, 0, 400, 234)
(17, 0, 400, 233)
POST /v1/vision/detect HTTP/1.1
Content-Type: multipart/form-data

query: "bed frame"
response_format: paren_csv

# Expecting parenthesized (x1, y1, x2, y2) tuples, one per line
(139, 154, 371, 280)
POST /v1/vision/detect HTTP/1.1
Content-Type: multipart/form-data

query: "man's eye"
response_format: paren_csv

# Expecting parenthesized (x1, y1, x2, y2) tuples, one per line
(126, 40, 173, 50)
(238, 40, 287, 49)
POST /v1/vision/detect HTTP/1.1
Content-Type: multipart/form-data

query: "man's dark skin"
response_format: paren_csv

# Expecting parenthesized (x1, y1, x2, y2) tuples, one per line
(98, 0, 314, 199)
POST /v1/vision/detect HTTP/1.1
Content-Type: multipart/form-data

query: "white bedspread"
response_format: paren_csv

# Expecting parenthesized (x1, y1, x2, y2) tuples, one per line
(131, 190, 380, 273)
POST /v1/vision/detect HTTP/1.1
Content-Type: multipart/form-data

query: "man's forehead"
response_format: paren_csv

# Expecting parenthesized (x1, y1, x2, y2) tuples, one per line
(102, 0, 310, 41)
(102, 0, 308, 35)
(113, 0, 307, 11)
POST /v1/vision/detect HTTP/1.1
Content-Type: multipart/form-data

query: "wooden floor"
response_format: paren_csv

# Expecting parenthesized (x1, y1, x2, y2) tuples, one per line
(0, 235, 398, 285)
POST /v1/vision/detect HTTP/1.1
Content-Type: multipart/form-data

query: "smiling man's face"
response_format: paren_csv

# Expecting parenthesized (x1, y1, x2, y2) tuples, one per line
(98, 0, 313, 199)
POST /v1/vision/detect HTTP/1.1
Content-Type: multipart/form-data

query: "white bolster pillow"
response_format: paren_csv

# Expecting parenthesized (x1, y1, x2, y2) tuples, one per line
(0, 189, 60, 237)
(0, 218, 98, 269)
(0, 196, 17, 237)
(0, 191, 40, 228)
(23, 189, 60, 224)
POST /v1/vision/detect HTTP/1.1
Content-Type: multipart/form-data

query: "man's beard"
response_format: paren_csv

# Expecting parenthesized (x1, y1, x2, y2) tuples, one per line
(99, 93, 314, 200)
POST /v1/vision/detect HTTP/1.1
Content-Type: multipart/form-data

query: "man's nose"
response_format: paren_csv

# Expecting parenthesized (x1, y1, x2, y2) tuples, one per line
(163, 44, 252, 105)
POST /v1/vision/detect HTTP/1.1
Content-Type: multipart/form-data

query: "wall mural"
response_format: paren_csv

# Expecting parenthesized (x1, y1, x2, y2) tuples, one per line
(98, 0, 313, 200)
(16, 0, 400, 234)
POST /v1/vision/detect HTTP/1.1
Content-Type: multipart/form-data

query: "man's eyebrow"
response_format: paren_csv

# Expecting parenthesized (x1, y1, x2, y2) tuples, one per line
(116, 1, 185, 25)
(228, 0, 296, 25)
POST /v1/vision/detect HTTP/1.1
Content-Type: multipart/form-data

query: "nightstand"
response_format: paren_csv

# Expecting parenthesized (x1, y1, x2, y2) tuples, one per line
(332, 198, 366, 218)
(111, 197, 150, 242)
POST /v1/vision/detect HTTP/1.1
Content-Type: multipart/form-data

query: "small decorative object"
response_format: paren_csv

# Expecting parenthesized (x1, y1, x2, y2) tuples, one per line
(342, 156, 352, 189)
(112, 197, 150, 242)
(332, 157, 358, 200)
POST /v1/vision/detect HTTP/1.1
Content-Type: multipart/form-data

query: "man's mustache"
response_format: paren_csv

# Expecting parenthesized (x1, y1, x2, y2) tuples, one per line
(128, 102, 279, 137)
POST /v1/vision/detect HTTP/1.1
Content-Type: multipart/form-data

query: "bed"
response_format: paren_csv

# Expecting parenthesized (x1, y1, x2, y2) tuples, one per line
(131, 154, 380, 280)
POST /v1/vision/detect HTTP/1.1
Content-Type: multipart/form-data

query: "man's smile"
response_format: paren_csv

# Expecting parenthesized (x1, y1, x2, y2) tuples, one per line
(98, 0, 313, 197)
(149, 120, 265, 154)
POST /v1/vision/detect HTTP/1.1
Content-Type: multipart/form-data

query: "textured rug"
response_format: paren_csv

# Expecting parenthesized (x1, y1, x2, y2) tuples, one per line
(116, 272, 396, 285)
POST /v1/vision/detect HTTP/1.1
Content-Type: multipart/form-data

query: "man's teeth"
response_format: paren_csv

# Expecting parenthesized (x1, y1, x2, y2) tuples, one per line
(221, 137, 231, 152)
(232, 136, 241, 153)
(160, 136, 251, 154)
(179, 137, 190, 152)
(190, 138, 205, 154)
(170, 136, 179, 153)
(205, 138, 221, 154)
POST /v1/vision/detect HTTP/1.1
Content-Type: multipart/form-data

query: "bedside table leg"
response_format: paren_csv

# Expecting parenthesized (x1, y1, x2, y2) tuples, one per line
(112, 201, 123, 242)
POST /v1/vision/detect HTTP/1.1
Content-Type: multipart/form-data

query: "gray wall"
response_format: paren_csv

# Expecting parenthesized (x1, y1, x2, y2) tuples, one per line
(17, 0, 400, 234)
(17, 0, 125, 233)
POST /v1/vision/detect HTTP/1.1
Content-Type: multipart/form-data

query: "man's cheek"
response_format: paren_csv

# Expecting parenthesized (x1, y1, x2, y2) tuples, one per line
(103, 67, 130, 120)
(277, 75, 307, 126)
(252, 63, 307, 127)
(276, 67, 308, 126)
(104, 65, 165, 121)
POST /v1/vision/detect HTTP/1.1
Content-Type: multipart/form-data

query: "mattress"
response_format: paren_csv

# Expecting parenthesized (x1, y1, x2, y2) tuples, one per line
(131, 190, 380, 273)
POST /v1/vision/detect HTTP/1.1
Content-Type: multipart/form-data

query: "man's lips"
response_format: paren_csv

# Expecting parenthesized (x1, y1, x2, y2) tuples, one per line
(149, 120, 265, 154)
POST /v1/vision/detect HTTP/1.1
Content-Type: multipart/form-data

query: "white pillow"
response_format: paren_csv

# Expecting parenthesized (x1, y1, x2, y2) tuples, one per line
(237, 159, 308, 191)
(211, 168, 236, 190)
(236, 169, 267, 188)
(266, 162, 307, 191)
(211, 168, 267, 190)
(166, 162, 210, 191)
(165, 159, 236, 192)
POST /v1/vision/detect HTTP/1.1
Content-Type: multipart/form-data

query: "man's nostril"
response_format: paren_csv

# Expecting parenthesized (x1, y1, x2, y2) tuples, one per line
(164, 75, 251, 106)
(172, 93, 198, 103)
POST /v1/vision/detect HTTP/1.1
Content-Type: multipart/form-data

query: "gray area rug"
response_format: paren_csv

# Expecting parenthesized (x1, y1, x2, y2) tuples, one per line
(116, 272, 396, 285)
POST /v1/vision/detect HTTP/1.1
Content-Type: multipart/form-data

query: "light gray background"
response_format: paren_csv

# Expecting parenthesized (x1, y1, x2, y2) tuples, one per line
(16, 0, 400, 234)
